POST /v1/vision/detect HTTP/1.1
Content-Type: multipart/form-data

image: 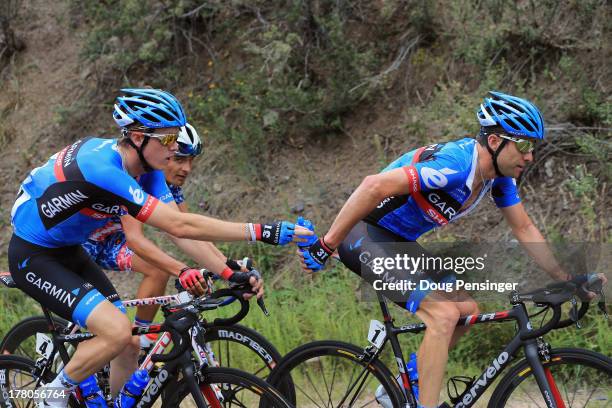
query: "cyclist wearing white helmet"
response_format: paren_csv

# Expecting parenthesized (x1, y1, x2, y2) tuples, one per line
(80, 120, 243, 392)
(298, 91, 606, 408)
(8, 88, 312, 407)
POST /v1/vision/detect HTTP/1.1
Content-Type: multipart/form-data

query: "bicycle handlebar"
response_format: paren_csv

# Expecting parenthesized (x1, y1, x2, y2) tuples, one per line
(512, 279, 605, 340)
(209, 288, 250, 326)
(151, 310, 196, 363)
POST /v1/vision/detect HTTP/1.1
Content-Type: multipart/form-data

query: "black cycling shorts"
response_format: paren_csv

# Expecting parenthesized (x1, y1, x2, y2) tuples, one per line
(8, 234, 126, 328)
(338, 221, 455, 312)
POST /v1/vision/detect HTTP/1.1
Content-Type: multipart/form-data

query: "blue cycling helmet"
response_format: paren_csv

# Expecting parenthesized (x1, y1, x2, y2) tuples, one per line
(114, 88, 187, 129)
(477, 91, 545, 140)
(176, 123, 203, 157)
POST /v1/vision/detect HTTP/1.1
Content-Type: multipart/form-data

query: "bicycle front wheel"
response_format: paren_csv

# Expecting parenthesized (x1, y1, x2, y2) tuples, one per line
(162, 366, 294, 407)
(489, 348, 612, 407)
(0, 355, 80, 408)
(267, 340, 406, 407)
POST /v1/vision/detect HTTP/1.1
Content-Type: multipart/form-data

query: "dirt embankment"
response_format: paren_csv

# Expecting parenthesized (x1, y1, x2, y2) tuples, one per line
(0, 1, 608, 292)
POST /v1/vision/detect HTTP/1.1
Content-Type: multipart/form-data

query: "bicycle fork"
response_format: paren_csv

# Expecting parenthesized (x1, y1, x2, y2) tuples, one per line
(524, 340, 565, 408)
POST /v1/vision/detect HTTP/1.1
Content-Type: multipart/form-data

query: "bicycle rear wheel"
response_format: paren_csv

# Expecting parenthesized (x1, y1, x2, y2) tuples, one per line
(0, 315, 70, 360)
(267, 340, 406, 407)
(489, 348, 612, 407)
(162, 366, 294, 407)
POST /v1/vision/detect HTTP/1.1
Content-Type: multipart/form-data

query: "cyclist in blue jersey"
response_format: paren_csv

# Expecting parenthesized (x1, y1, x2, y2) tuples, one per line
(298, 91, 606, 408)
(80, 121, 254, 393)
(8, 88, 312, 408)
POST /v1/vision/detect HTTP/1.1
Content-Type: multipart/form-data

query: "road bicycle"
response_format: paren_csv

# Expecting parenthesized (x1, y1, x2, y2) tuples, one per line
(0, 271, 294, 407)
(266, 279, 610, 407)
(0, 273, 283, 385)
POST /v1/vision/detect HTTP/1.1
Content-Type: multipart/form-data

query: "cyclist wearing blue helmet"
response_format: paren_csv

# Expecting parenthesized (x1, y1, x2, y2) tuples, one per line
(299, 91, 606, 407)
(8, 88, 312, 407)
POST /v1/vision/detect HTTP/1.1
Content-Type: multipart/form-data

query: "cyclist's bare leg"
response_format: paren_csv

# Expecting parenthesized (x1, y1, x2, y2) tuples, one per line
(448, 294, 479, 348)
(109, 336, 140, 396)
(109, 254, 169, 395)
(415, 296, 462, 407)
(61, 302, 132, 381)
(131, 254, 170, 322)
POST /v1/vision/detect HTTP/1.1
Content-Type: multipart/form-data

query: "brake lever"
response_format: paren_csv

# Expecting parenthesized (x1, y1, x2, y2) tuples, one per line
(587, 278, 608, 320)
(257, 297, 270, 316)
(569, 297, 581, 329)
(228, 268, 270, 317)
(597, 291, 608, 319)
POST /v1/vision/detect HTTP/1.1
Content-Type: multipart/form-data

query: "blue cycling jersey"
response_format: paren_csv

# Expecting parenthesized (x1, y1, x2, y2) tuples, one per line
(364, 138, 520, 240)
(168, 184, 185, 205)
(11, 138, 174, 248)
(82, 183, 184, 271)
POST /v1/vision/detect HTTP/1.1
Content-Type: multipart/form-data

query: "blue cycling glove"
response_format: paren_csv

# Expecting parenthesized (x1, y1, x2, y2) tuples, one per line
(296, 216, 318, 248)
(258, 222, 295, 245)
(302, 238, 334, 272)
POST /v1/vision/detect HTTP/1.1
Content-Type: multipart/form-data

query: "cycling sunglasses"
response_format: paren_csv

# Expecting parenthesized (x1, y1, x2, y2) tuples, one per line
(498, 134, 535, 154)
(129, 130, 180, 146)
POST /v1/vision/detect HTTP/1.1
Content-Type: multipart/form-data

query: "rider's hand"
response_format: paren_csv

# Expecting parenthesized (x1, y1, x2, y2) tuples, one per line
(226, 270, 264, 299)
(295, 216, 318, 248)
(179, 267, 207, 296)
(257, 222, 314, 245)
(226, 259, 249, 272)
(298, 238, 334, 273)
(569, 273, 607, 300)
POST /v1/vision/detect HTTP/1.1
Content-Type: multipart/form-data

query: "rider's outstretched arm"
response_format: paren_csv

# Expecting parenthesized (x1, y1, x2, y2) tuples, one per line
(500, 203, 569, 281)
(145, 200, 309, 244)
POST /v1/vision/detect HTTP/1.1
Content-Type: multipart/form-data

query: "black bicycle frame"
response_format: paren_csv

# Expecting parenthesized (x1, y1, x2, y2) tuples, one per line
(373, 291, 563, 408)
(136, 350, 207, 408)
(39, 308, 210, 408)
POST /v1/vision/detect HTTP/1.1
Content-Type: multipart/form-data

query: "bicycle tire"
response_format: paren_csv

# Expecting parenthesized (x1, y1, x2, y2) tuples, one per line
(0, 355, 80, 408)
(488, 348, 612, 408)
(162, 366, 294, 407)
(203, 323, 282, 376)
(267, 340, 406, 407)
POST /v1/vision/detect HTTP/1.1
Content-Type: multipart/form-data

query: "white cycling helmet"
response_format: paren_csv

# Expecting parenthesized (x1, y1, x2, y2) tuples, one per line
(176, 123, 203, 157)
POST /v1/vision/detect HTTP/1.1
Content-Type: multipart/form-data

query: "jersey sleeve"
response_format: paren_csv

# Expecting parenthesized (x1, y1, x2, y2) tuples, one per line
(402, 152, 469, 194)
(491, 177, 521, 208)
(139, 171, 174, 204)
(82, 165, 160, 222)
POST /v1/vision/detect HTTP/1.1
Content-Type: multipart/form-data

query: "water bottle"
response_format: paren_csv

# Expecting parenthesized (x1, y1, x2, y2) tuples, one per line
(296, 216, 318, 248)
(113, 369, 150, 408)
(406, 352, 419, 402)
(79, 375, 107, 408)
(374, 353, 419, 407)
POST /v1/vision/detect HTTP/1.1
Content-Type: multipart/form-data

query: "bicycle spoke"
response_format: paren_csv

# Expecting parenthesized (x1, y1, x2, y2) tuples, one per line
(252, 364, 267, 378)
(303, 361, 329, 406)
(225, 339, 230, 368)
(293, 381, 326, 408)
(325, 355, 338, 406)
(344, 367, 372, 407)
(319, 356, 333, 406)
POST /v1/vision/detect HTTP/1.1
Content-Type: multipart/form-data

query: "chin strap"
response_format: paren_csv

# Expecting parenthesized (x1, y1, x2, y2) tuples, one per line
(485, 138, 508, 177)
(124, 130, 154, 172)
